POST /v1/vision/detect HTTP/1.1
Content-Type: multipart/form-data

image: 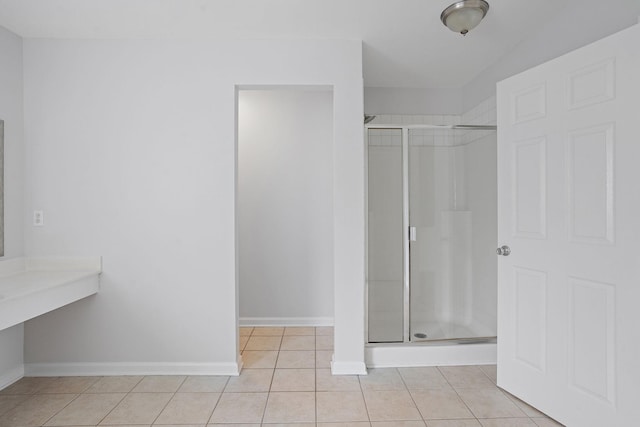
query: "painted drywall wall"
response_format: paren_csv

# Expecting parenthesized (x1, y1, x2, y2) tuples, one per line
(238, 89, 334, 324)
(21, 39, 365, 374)
(462, 0, 640, 110)
(0, 25, 25, 388)
(364, 87, 462, 116)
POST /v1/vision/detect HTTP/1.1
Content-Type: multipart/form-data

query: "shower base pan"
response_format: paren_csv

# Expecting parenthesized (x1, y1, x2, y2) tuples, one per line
(366, 338, 497, 368)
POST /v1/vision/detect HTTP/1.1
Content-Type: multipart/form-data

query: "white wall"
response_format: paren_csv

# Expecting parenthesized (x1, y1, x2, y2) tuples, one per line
(0, 25, 25, 388)
(364, 87, 462, 116)
(238, 89, 334, 324)
(462, 0, 640, 110)
(21, 39, 365, 375)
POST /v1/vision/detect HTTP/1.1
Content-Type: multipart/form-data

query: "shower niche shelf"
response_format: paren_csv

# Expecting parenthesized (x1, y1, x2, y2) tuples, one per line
(0, 256, 101, 331)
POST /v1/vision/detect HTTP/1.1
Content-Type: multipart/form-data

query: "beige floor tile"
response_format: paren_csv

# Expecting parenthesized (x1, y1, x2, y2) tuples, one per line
(151, 425, 204, 427)
(100, 392, 172, 425)
(316, 326, 334, 336)
(363, 390, 421, 421)
(456, 388, 526, 419)
(178, 376, 229, 393)
(240, 327, 254, 336)
(245, 336, 282, 351)
(86, 376, 143, 393)
(131, 376, 186, 393)
(532, 419, 565, 427)
(281, 335, 316, 350)
(207, 424, 259, 427)
(410, 389, 474, 420)
(209, 392, 268, 424)
(0, 395, 29, 416)
(0, 377, 50, 395)
(263, 391, 316, 423)
(479, 419, 536, 427)
(263, 424, 316, 427)
(373, 422, 425, 427)
(316, 369, 361, 392)
(317, 350, 333, 368)
(240, 335, 250, 351)
(0, 394, 77, 427)
(101, 425, 152, 427)
(154, 392, 220, 424)
(242, 351, 279, 369)
(502, 392, 545, 418)
(398, 367, 451, 390)
(316, 335, 334, 350)
(317, 391, 369, 423)
(426, 421, 482, 427)
(284, 327, 316, 336)
(271, 369, 315, 391)
(37, 377, 101, 394)
(359, 368, 406, 391)
(276, 350, 316, 368)
(45, 393, 125, 426)
(438, 366, 495, 389)
(319, 423, 371, 427)
(479, 365, 497, 383)
(225, 369, 273, 392)
(252, 327, 285, 336)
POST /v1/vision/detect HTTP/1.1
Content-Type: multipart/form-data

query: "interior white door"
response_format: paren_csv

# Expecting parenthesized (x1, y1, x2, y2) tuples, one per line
(497, 24, 640, 426)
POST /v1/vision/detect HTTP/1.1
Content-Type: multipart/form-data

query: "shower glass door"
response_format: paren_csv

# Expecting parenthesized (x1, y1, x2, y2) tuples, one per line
(367, 128, 404, 342)
(367, 124, 498, 343)
(408, 128, 497, 341)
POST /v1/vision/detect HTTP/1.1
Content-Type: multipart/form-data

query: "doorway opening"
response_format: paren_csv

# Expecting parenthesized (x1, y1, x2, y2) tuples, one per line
(236, 88, 334, 348)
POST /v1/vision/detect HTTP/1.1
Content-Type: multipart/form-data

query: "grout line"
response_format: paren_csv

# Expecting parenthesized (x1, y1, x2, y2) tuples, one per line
(398, 366, 430, 424)
(149, 375, 187, 426)
(204, 387, 223, 426)
(438, 366, 485, 422)
(357, 366, 373, 425)
(93, 375, 144, 426)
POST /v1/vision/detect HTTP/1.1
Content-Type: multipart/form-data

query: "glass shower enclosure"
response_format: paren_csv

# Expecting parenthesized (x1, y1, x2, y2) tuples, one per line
(367, 124, 498, 343)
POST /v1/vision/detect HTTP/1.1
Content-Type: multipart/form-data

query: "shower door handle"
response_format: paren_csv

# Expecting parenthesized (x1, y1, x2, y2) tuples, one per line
(409, 226, 417, 242)
(496, 245, 511, 256)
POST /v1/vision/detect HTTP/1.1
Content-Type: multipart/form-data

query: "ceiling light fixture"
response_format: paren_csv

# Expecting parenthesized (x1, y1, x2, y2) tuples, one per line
(441, 0, 490, 35)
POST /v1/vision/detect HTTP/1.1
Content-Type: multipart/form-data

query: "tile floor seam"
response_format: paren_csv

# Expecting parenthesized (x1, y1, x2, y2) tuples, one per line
(398, 366, 430, 424)
(96, 375, 147, 427)
(149, 390, 177, 426)
(92, 389, 128, 427)
(358, 368, 373, 424)
(201, 391, 222, 426)
(203, 378, 228, 425)
(260, 361, 278, 425)
(149, 375, 187, 426)
(451, 388, 480, 422)
(39, 389, 84, 427)
(437, 366, 482, 423)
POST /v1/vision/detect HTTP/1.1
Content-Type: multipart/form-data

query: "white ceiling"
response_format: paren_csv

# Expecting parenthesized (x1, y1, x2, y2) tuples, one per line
(0, 0, 564, 89)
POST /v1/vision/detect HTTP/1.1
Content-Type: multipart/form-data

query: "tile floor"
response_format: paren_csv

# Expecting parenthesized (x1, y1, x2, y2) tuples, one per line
(0, 327, 564, 427)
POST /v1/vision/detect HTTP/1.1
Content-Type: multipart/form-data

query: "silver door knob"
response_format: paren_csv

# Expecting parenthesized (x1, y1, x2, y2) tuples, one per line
(496, 245, 511, 256)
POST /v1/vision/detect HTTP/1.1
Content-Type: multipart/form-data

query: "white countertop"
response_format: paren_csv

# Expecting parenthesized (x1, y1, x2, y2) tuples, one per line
(0, 257, 101, 331)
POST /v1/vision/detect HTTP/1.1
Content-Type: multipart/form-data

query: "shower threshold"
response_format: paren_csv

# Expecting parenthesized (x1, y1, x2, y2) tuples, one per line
(367, 336, 497, 347)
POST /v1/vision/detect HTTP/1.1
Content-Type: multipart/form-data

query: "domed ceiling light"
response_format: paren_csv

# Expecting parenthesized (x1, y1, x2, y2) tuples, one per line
(441, 0, 490, 35)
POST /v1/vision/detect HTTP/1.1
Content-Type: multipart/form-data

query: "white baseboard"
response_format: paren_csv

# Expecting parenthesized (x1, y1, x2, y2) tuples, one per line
(330, 360, 367, 375)
(0, 364, 25, 391)
(239, 317, 334, 327)
(24, 362, 241, 377)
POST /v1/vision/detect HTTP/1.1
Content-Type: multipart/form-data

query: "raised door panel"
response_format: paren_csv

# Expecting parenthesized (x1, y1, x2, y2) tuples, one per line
(566, 123, 615, 245)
